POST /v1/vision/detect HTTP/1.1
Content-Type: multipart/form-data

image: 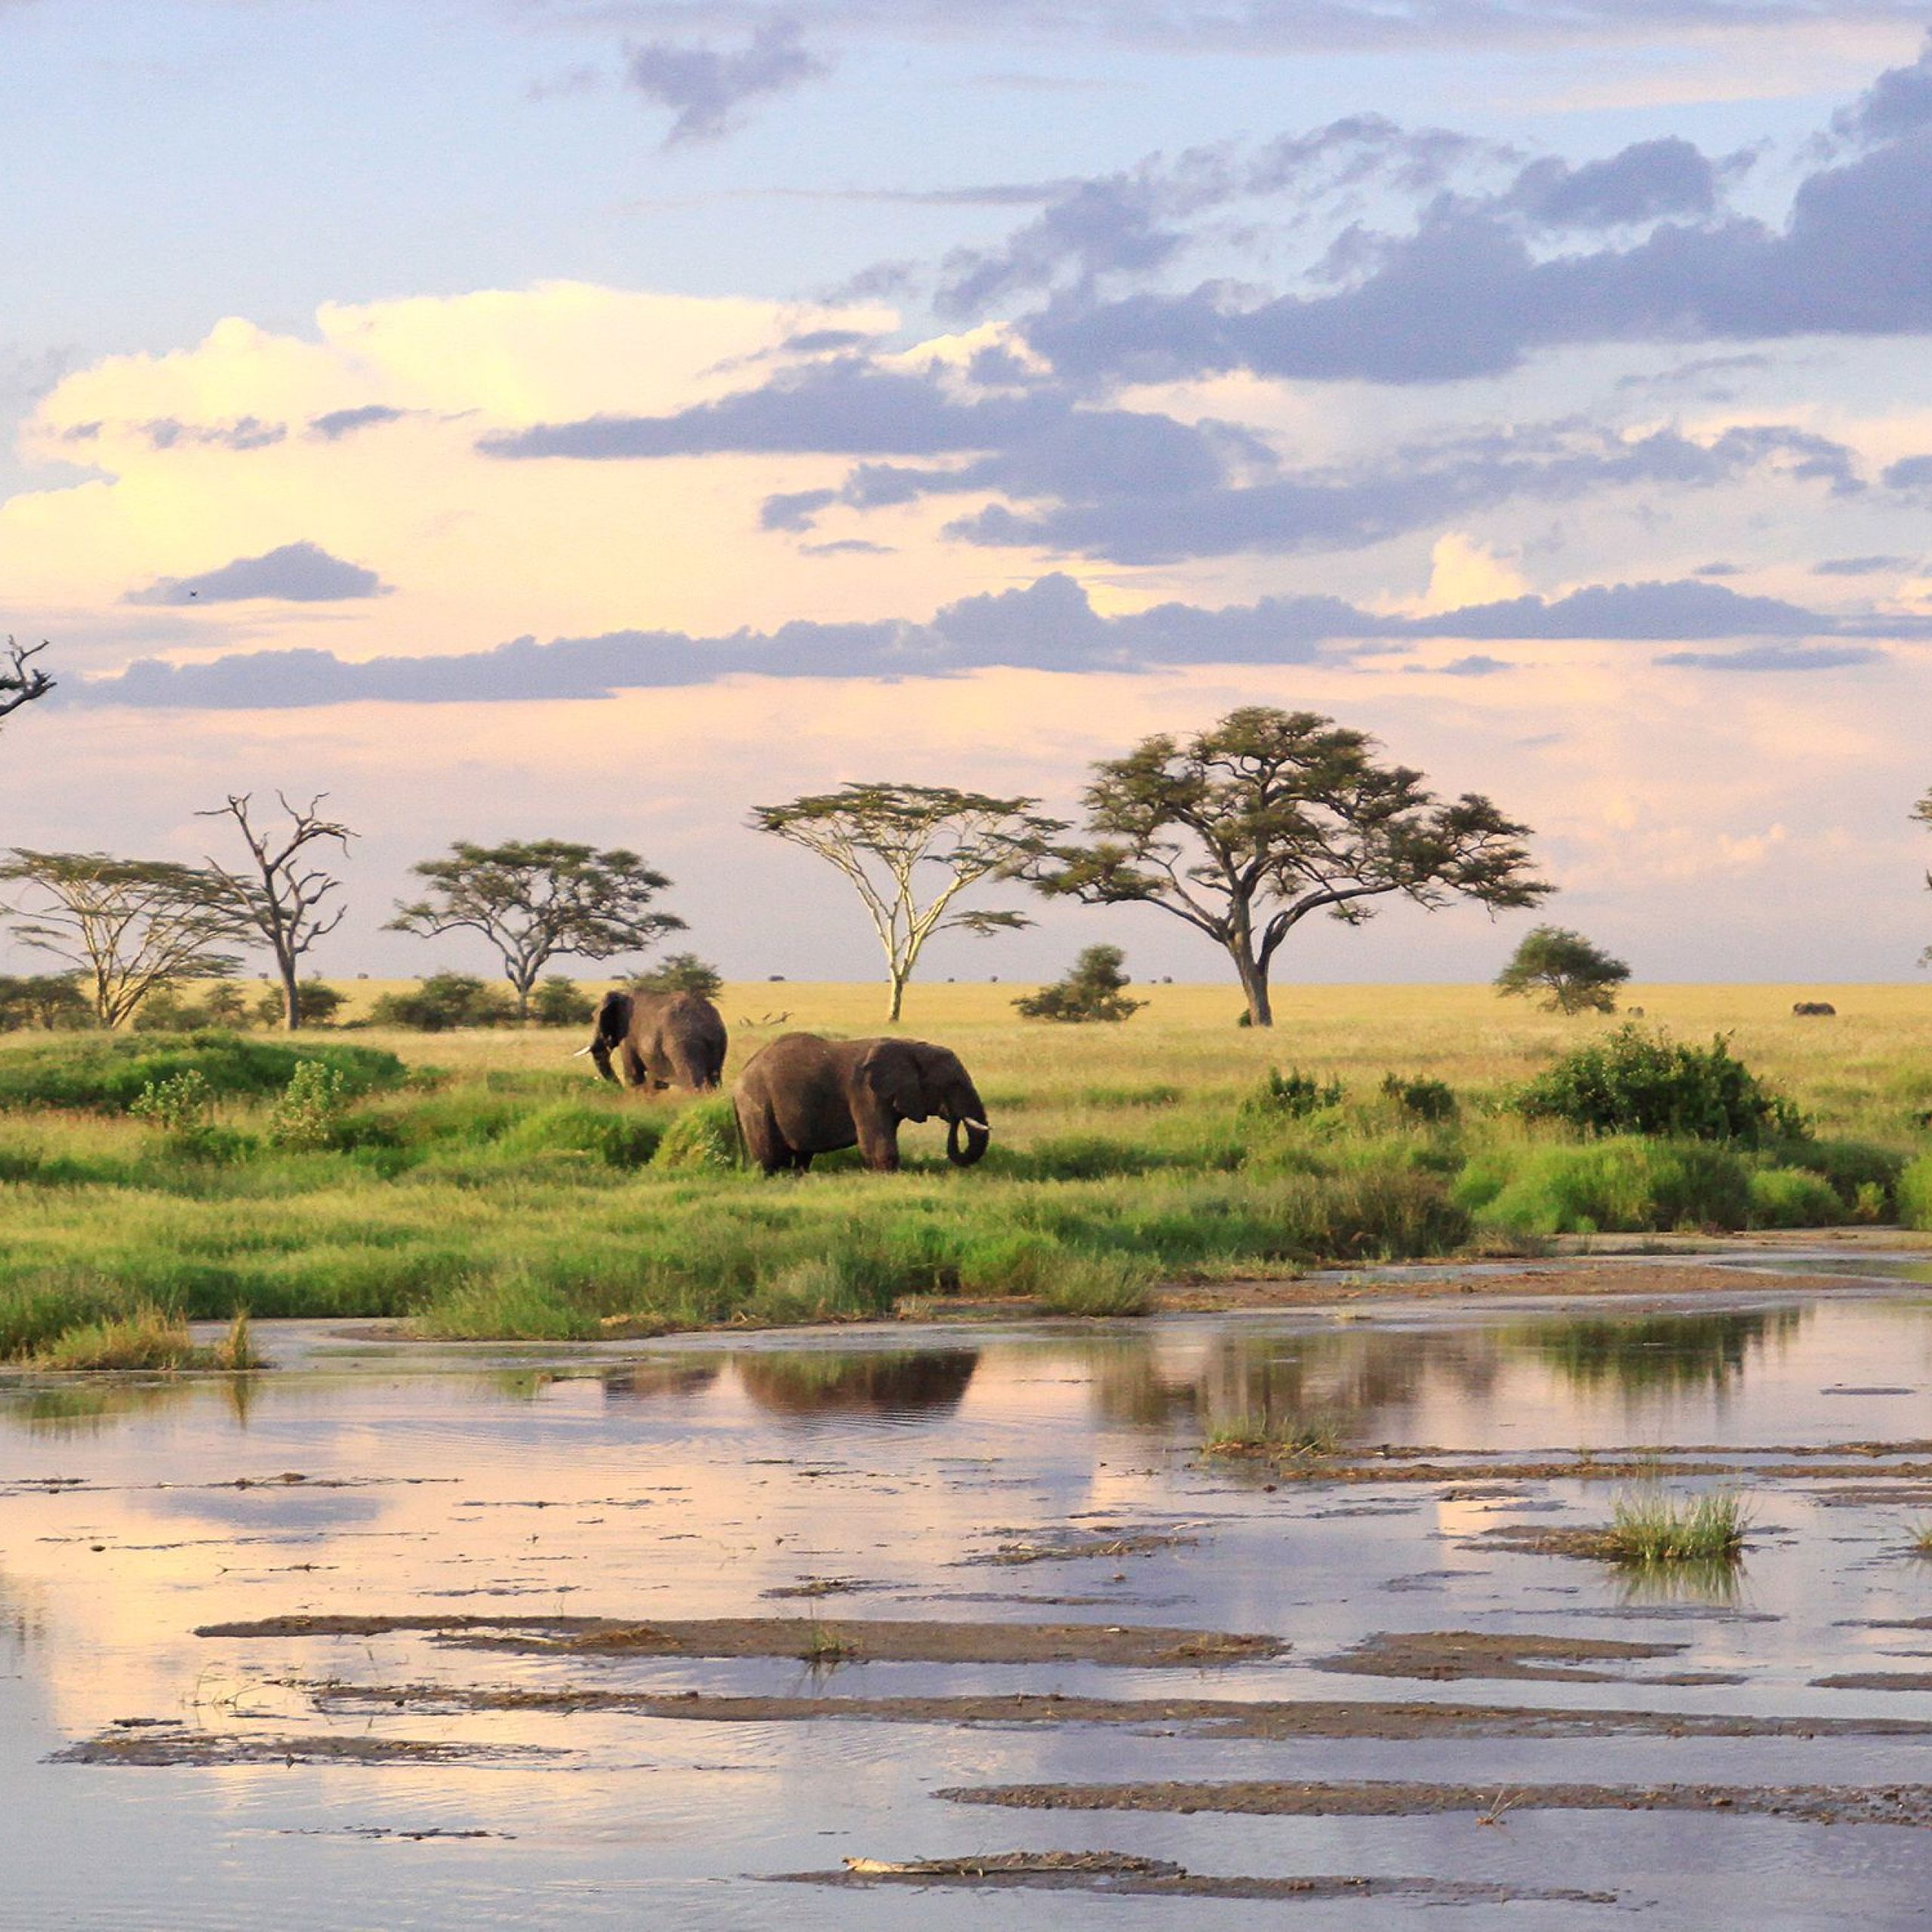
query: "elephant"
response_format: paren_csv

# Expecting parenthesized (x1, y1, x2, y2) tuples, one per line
(578, 988, 727, 1091)
(732, 1032, 990, 1175)
(1792, 1001, 1838, 1017)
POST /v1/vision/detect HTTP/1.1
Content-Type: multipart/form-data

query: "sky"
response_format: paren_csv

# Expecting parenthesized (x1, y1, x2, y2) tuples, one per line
(5, 0, 1932, 989)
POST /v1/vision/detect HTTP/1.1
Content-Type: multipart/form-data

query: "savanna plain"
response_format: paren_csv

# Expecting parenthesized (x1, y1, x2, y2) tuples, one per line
(5, 978, 1932, 1360)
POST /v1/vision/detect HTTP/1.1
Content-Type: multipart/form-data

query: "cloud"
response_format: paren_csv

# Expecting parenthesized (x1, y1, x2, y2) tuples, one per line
(1813, 552, 1915, 574)
(1654, 641, 1889, 670)
(1506, 137, 1719, 228)
(143, 416, 285, 451)
(123, 541, 392, 606)
(626, 18, 829, 143)
(1833, 32, 1932, 143)
(1883, 454, 1932, 489)
(74, 570, 1911, 706)
(309, 405, 408, 441)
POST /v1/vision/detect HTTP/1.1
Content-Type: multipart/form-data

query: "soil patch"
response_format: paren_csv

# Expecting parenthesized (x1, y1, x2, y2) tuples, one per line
(197, 1613, 1282, 1668)
(775, 1850, 1617, 1905)
(968, 1529, 1196, 1566)
(51, 1728, 555, 1767)
(1312, 1629, 1741, 1685)
(1811, 1674, 1932, 1692)
(939, 1778, 1932, 1828)
(297, 1681, 1932, 1740)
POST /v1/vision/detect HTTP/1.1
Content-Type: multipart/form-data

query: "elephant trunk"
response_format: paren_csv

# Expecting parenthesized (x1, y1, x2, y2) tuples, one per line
(946, 1095, 991, 1168)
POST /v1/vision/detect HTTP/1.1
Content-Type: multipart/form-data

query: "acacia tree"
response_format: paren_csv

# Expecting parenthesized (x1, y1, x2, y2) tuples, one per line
(387, 838, 683, 1019)
(1494, 924, 1630, 1015)
(201, 792, 354, 1031)
(1029, 708, 1550, 1027)
(752, 783, 1063, 1023)
(0, 850, 250, 1028)
(1917, 787, 1932, 964)
(0, 638, 53, 731)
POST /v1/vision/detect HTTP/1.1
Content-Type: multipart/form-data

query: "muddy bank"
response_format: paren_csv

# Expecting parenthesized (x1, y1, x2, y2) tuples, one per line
(1311, 1629, 1740, 1684)
(1241, 1453, 1932, 1484)
(297, 1681, 1932, 1740)
(52, 1729, 555, 1767)
(940, 1778, 1932, 1828)
(777, 1850, 1617, 1905)
(198, 1613, 1283, 1667)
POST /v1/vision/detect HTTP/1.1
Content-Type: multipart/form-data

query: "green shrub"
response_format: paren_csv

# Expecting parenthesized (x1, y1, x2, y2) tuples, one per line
(1516, 1026, 1804, 1146)
(1013, 946, 1146, 1023)
(0, 974, 91, 1032)
(1900, 1155, 1932, 1230)
(254, 980, 348, 1028)
(1241, 1067, 1344, 1120)
(1780, 1139, 1903, 1219)
(496, 1100, 663, 1169)
(1746, 1167, 1846, 1229)
(265, 1061, 353, 1151)
(414, 1272, 606, 1341)
(1457, 1137, 1752, 1235)
(129, 1069, 216, 1134)
(1382, 1073, 1457, 1122)
(370, 974, 518, 1031)
(655, 1097, 740, 1171)
(634, 952, 724, 999)
(1036, 1252, 1153, 1316)
(0, 1033, 406, 1114)
(530, 977, 595, 1026)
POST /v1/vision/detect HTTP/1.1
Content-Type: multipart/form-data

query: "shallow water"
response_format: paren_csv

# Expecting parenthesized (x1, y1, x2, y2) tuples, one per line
(8, 1278, 1932, 1926)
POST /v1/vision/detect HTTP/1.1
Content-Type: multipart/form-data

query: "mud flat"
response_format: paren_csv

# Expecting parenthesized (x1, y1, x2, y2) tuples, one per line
(1310, 1629, 1745, 1684)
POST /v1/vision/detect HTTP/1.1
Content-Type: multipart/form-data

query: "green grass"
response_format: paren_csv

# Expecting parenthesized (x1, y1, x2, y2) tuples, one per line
(1604, 1487, 1749, 1564)
(27, 1303, 260, 1373)
(1202, 1414, 1341, 1457)
(0, 979, 1927, 1360)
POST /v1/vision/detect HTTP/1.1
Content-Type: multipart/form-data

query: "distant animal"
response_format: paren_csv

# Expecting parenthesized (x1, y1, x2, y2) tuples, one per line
(1792, 1001, 1838, 1017)
(1626, 1005, 1644, 1017)
(578, 988, 726, 1091)
(733, 1032, 989, 1175)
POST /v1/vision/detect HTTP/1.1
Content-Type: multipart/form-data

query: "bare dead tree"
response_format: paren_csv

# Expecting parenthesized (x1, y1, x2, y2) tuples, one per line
(0, 638, 53, 724)
(201, 792, 354, 1030)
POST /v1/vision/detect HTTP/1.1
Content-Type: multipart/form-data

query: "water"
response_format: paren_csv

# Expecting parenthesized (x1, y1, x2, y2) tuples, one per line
(7, 1280, 1932, 1926)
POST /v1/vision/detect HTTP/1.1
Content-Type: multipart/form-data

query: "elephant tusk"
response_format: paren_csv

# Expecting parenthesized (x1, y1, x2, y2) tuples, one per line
(961, 1118, 989, 1133)
(571, 1044, 596, 1058)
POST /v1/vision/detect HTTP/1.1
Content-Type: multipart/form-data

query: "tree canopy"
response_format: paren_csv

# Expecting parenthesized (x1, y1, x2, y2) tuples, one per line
(752, 783, 1062, 1022)
(387, 838, 682, 1018)
(1028, 708, 1549, 1026)
(1014, 944, 1146, 1023)
(0, 850, 250, 1028)
(1494, 924, 1631, 1014)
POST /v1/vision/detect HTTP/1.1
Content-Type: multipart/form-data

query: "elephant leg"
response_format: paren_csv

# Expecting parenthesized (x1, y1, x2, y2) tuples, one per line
(854, 1109, 901, 1173)
(619, 1041, 648, 1089)
(737, 1099, 784, 1177)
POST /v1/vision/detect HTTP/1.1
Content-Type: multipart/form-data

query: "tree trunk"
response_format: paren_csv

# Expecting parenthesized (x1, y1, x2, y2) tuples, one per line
(280, 958, 302, 1031)
(886, 968, 907, 1024)
(1233, 949, 1274, 1027)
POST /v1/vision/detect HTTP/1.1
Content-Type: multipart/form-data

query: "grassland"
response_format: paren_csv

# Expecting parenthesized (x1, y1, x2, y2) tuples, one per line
(2, 977, 1929, 1361)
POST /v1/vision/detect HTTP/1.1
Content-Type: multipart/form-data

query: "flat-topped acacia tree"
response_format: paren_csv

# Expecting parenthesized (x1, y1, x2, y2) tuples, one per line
(388, 839, 684, 1020)
(1028, 708, 1551, 1028)
(752, 783, 1063, 1023)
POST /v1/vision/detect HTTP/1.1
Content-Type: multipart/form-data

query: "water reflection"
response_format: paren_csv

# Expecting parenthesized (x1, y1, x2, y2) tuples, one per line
(734, 1349, 978, 1420)
(600, 1361, 724, 1404)
(0, 1379, 202, 1437)
(1506, 1309, 1804, 1398)
(1611, 1555, 1748, 1607)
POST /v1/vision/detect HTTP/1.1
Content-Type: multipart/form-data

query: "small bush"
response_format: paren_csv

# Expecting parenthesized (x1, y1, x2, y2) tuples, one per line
(0, 973, 91, 1032)
(635, 952, 724, 999)
(370, 974, 518, 1031)
(1382, 1073, 1457, 1122)
(655, 1097, 741, 1171)
(255, 980, 347, 1028)
(130, 1069, 216, 1134)
(530, 977, 595, 1026)
(1457, 1138, 1752, 1235)
(1014, 946, 1146, 1024)
(265, 1061, 353, 1152)
(32, 1303, 201, 1372)
(1783, 1139, 1903, 1220)
(1746, 1167, 1846, 1229)
(1241, 1067, 1344, 1120)
(1516, 1026, 1804, 1146)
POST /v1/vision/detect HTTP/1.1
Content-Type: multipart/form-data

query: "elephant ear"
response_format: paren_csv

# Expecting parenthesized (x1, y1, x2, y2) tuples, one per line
(859, 1042, 927, 1121)
(595, 990, 632, 1044)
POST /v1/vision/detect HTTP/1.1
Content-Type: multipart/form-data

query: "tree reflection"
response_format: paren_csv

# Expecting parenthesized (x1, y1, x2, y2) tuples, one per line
(735, 1350, 978, 1420)
(1508, 1309, 1804, 1398)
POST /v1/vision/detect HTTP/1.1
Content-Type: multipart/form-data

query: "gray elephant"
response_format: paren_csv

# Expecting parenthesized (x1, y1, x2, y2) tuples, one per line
(733, 1032, 990, 1174)
(580, 988, 727, 1091)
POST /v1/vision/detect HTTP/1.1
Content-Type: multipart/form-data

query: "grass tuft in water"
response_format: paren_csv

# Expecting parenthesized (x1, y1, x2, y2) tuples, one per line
(1604, 1486, 1749, 1563)
(32, 1303, 203, 1372)
(1905, 1521, 1932, 1559)
(1202, 1414, 1340, 1458)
